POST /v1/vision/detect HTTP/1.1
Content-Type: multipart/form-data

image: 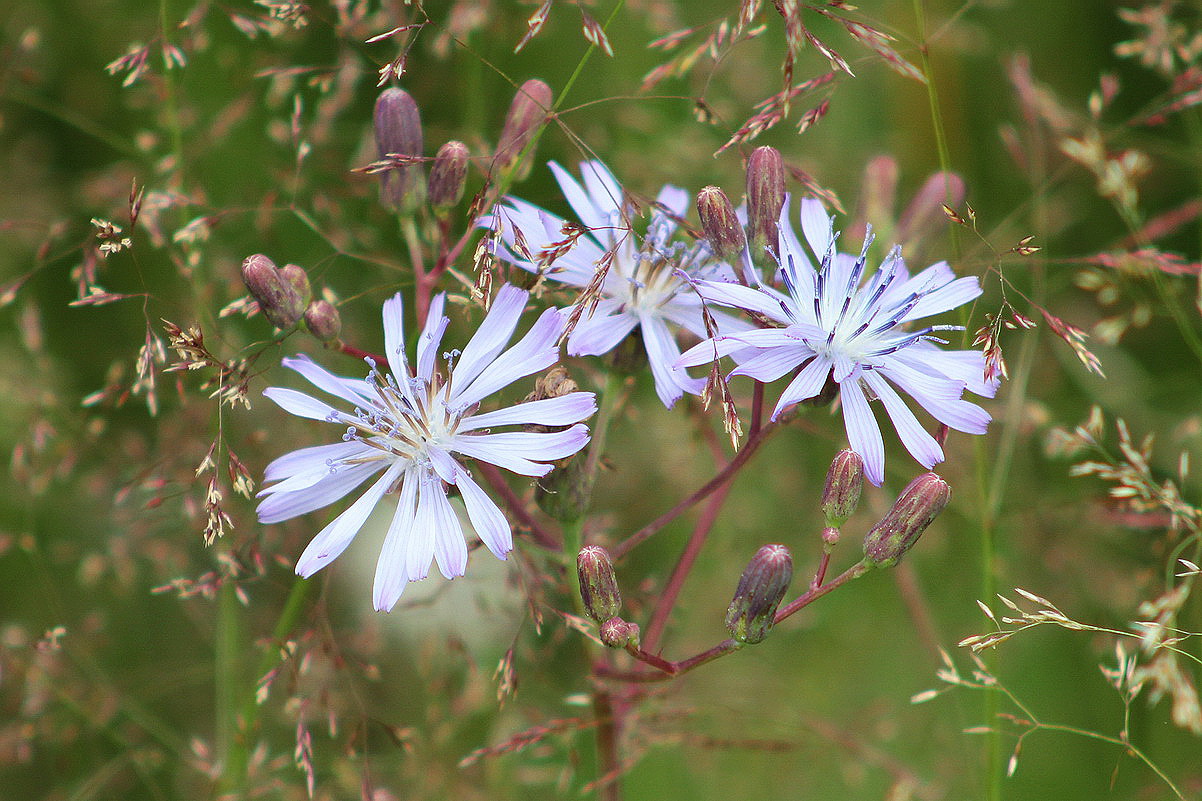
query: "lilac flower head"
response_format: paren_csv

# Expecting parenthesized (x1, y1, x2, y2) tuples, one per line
(257, 285, 596, 610)
(482, 161, 750, 407)
(678, 197, 997, 485)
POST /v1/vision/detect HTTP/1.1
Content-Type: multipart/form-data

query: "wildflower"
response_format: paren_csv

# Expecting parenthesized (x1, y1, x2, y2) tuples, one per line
(483, 161, 750, 407)
(257, 285, 596, 611)
(678, 197, 996, 485)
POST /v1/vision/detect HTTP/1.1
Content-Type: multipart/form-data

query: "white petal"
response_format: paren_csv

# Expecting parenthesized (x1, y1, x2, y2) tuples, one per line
(800, 198, 834, 260)
(372, 469, 419, 612)
(729, 347, 808, 382)
(257, 460, 385, 524)
(263, 440, 365, 484)
(566, 305, 639, 357)
(295, 461, 403, 577)
(452, 425, 590, 476)
(640, 312, 704, 407)
(863, 371, 944, 469)
(840, 375, 886, 486)
(655, 183, 690, 219)
(455, 468, 512, 559)
(282, 355, 373, 406)
(548, 161, 609, 232)
(428, 483, 468, 580)
(414, 293, 448, 381)
(381, 293, 415, 402)
(579, 161, 625, 220)
(453, 284, 528, 390)
(428, 447, 460, 484)
(458, 392, 597, 432)
(452, 307, 566, 408)
(902, 276, 983, 322)
(771, 356, 831, 419)
(263, 387, 340, 422)
(694, 280, 794, 323)
(405, 472, 439, 581)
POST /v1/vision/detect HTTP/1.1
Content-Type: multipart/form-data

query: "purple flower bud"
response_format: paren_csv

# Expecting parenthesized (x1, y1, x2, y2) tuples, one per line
(599, 617, 640, 649)
(822, 449, 864, 527)
(696, 185, 746, 262)
(242, 254, 303, 329)
(495, 79, 552, 179)
(746, 146, 785, 256)
(577, 545, 621, 622)
(863, 473, 951, 568)
(280, 264, 311, 307)
(374, 88, 424, 209)
(428, 140, 469, 210)
(725, 544, 793, 644)
(303, 299, 341, 343)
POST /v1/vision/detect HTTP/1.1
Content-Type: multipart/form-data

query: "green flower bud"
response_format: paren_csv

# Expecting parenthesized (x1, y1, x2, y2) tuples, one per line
(577, 545, 621, 622)
(746, 146, 785, 257)
(863, 472, 951, 568)
(598, 617, 640, 649)
(696, 185, 746, 262)
(495, 79, 552, 179)
(725, 544, 793, 644)
(303, 299, 341, 343)
(428, 140, 469, 210)
(374, 87, 424, 209)
(821, 449, 864, 527)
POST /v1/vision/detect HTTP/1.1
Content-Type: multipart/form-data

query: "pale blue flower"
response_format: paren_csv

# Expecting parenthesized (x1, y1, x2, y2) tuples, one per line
(483, 161, 751, 407)
(678, 197, 997, 485)
(258, 285, 596, 611)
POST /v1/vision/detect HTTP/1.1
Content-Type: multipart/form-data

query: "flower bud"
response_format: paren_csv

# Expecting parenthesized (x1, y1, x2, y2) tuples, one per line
(374, 87, 424, 209)
(303, 299, 341, 342)
(495, 79, 552, 179)
(428, 140, 469, 210)
(822, 449, 864, 527)
(746, 146, 785, 256)
(725, 544, 792, 644)
(598, 617, 640, 649)
(242, 253, 303, 329)
(863, 473, 951, 568)
(279, 264, 311, 307)
(696, 185, 746, 262)
(577, 545, 621, 622)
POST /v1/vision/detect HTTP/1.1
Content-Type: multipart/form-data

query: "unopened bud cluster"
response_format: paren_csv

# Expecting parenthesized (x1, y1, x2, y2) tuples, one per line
(241, 254, 341, 343)
(725, 544, 793, 644)
(862, 472, 951, 568)
(578, 546, 641, 648)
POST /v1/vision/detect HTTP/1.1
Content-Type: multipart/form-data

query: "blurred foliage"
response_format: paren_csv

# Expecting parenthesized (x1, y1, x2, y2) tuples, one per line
(1, 0, 1202, 800)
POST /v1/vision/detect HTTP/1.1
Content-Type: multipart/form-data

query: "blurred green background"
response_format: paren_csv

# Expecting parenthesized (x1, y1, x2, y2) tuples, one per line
(1, 0, 1200, 799)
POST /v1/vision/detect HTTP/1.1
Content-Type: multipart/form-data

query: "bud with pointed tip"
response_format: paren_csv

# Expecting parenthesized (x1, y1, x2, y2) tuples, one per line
(242, 253, 303, 329)
(822, 449, 864, 527)
(495, 79, 552, 179)
(725, 544, 793, 644)
(599, 617, 640, 648)
(697, 185, 746, 262)
(374, 87, 424, 209)
(863, 473, 951, 568)
(577, 546, 621, 622)
(303, 299, 341, 342)
(746, 146, 785, 257)
(428, 140, 469, 210)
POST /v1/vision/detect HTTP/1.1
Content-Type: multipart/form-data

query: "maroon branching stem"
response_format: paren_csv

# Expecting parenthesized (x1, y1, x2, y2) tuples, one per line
(612, 422, 778, 559)
(642, 475, 735, 652)
(775, 560, 871, 623)
(749, 380, 765, 438)
(596, 560, 874, 685)
(335, 341, 389, 370)
(810, 550, 832, 590)
(591, 689, 622, 801)
(476, 461, 558, 549)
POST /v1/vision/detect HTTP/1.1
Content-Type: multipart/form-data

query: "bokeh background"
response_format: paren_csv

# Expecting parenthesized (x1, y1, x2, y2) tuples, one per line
(1, 0, 1200, 799)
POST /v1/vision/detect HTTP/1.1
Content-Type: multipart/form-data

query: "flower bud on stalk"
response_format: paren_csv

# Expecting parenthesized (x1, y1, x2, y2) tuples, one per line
(821, 449, 864, 528)
(725, 544, 793, 644)
(280, 264, 311, 308)
(577, 546, 621, 622)
(373, 88, 424, 209)
(303, 300, 341, 342)
(242, 254, 304, 328)
(696, 186, 746, 262)
(428, 140, 469, 211)
(495, 79, 552, 180)
(862, 473, 951, 568)
(746, 146, 785, 257)
(599, 617, 640, 649)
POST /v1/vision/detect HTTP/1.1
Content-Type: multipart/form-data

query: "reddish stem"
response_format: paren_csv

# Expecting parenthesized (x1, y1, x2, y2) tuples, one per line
(476, 461, 558, 549)
(810, 551, 831, 590)
(335, 341, 389, 370)
(612, 422, 777, 559)
(775, 561, 871, 623)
